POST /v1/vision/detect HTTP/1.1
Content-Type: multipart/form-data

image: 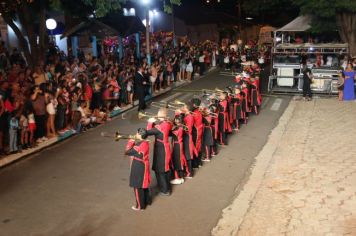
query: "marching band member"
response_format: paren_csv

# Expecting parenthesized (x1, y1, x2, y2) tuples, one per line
(191, 98, 204, 168)
(201, 107, 215, 161)
(233, 86, 246, 128)
(146, 108, 173, 196)
(250, 77, 262, 114)
(181, 104, 196, 178)
(170, 114, 187, 185)
(241, 81, 251, 123)
(218, 92, 231, 145)
(209, 101, 219, 156)
(124, 128, 151, 211)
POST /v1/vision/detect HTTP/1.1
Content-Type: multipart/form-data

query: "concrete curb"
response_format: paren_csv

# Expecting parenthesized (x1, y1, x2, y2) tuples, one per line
(211, 99, 297, 236)
(0, 68, 217, 168)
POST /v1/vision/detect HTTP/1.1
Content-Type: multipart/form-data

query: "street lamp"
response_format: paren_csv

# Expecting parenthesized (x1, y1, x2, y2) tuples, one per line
(142, 0, 151, 65)
(46, 18, 57, 43)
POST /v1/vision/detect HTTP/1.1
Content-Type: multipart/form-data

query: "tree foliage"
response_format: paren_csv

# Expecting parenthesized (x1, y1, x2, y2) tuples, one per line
(0, 0, 182, 68)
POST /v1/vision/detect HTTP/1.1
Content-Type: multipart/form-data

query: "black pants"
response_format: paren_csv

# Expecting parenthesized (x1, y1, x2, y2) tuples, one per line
(134, 188, 151, 209)
(35, 114, 46, 139)
(155, 171, 171, 194)
(192, 155, 202, 168)
(303, 80, 312, 98)
(219, 131, 228, 145)
(137, 93, 146, 111)
(185, 160, 194, 177)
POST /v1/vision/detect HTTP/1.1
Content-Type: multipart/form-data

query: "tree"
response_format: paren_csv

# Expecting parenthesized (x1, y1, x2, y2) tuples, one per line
(0, 0, 50, 68)
(243, 0, 299, 26)
(295, 0, 356, 56)
(0, 0, 181, 69)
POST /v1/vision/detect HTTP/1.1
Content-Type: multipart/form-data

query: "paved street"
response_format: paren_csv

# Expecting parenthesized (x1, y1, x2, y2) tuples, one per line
(213, 98, 356, 236)
(0, 70, 290, 236)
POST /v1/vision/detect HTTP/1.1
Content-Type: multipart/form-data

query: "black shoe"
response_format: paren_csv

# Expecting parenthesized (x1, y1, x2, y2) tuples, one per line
(159, 192, 170, 196)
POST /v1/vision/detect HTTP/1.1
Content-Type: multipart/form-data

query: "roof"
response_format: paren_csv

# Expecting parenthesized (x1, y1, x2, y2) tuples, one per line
(276, 15, 312, 32)
(61, 15, 145, 39)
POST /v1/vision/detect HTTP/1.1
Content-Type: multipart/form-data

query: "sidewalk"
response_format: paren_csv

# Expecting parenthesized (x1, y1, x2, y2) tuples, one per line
(0, 69, 216, 168)
(213, 98, 356, 236)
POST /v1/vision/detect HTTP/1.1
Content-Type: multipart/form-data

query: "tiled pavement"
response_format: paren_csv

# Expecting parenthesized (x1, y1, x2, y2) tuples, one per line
(214, 98, 356, 236)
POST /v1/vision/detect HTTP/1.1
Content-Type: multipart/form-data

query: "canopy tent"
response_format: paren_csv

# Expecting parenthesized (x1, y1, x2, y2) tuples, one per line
(61, 15, 145, 39)
(276, 15, 312, 32)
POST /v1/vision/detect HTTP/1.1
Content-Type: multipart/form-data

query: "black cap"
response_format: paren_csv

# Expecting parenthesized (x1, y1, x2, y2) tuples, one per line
(137, 128, 147, 139)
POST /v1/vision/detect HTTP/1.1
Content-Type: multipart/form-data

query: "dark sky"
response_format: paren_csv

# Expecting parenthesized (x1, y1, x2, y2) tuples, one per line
(174, 0, 298, 27)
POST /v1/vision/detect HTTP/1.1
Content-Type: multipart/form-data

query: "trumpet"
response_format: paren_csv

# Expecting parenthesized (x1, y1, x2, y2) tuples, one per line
(138, 112, 168, 120)
(172, 100, 186, 106)
(100, 131, 148, 142)
(172, 124, 189, 132)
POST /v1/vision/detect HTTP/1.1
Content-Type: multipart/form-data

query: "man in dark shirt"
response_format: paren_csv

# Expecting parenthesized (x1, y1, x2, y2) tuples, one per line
(302, 64, 312, 101)
(134, 65, 147, 111)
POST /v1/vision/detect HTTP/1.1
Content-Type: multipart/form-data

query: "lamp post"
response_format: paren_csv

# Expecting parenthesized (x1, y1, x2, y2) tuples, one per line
(142, 0, 151, 65)
(46, 18, 57, 43)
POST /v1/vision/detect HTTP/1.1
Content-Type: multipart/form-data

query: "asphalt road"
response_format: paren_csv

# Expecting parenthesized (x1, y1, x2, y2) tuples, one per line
(0, 70, 290, 236)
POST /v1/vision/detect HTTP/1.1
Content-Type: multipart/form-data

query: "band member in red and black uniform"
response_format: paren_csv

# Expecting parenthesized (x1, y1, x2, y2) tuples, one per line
(232, 86, 246, 128)
(241, 81, 251, 123)
(170, 114, 187, 185)
(124, 128, 151, 211)
(191, 98, 204, 168)
(209, 101, 219, 156)
(250, 77, 262, 114)
(180, 105, 196, 178)
(146, 108, 173, 196)
(201, 107, 215, 162)
(218, 92, 232, 145)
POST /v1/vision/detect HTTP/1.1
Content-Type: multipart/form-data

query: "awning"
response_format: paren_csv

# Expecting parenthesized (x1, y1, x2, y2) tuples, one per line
(276, 15, 312, 32)
(61, 19, 118, 39)
(61, 15, 145, 39)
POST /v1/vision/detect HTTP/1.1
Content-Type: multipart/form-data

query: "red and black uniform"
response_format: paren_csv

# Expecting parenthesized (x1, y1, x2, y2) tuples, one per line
(218, 99, 232, 145)
(146, 120, 173, 194)
(202, 114, 215, 160)
(210, 105, 219, 156)
(233, 92, 246, 129)
(183, 113, 196, 177)
(192, 108, 203, 167)
(241, 86, 251, 122)
(171, 125, 187, 178)
(125, 139, 151, 209)
(250, 79, 262, 114)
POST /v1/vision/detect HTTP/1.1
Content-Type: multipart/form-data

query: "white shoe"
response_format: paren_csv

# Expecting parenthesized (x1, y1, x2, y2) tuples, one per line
(170, 179, 183, 185)
(42, 137, 48, 141)
(180, 178, 185, 184)
(113, 106, 121, 111)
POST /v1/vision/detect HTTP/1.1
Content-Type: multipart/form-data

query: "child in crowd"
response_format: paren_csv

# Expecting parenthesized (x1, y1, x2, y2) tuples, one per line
(9, 113, 19, 153)
(20, 113, 29, 149)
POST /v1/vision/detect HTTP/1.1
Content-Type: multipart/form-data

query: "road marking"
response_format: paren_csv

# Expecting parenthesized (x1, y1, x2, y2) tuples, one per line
(270, 98, 283, 111)
(161, 92, 183, 102)
(261, 97, 270, 109)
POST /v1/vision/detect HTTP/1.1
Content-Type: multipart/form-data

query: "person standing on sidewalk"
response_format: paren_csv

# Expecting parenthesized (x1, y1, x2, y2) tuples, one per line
(342, 63, 355, 101)
(134, 65, 147, 112)
(302, 64, 313, 101)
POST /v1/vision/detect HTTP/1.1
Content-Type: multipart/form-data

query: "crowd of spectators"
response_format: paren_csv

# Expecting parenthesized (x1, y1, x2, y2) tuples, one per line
(0, 36, 222, 156)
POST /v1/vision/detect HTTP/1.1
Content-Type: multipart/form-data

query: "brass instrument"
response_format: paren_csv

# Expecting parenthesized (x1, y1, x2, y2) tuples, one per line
(101, 131, 148, 142)
(138, 112, 168, 120)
